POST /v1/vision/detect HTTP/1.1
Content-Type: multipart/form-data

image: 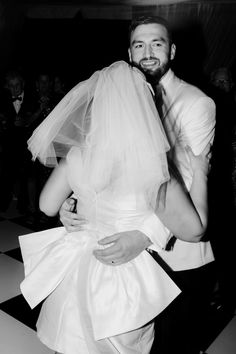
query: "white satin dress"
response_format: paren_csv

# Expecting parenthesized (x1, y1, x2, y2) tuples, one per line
(19, 147, 181, 354)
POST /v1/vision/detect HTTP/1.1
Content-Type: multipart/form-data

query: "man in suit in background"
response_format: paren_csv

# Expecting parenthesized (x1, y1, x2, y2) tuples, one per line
(0, 70, 35, 212)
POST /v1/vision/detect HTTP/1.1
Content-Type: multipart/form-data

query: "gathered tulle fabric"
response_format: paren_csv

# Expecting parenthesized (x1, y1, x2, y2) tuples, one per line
(28, 61, 170, 208)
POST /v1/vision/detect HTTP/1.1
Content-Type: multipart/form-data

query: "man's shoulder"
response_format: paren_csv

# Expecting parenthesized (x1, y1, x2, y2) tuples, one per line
(166, 72, 216, 119)
(0, 90, 13, 112)
(168, 71, 211, 102)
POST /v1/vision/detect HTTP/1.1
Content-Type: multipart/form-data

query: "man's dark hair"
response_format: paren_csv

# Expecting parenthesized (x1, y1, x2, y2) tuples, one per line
(128, 15, 173, 46)
(5, 70, 24, 84)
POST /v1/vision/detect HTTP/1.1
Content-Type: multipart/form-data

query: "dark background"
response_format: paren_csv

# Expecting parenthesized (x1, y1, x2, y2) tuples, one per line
(1, 0, 236, 91)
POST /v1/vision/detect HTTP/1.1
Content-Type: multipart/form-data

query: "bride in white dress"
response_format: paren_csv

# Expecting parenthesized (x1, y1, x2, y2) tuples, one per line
(19, 61, 209, 354)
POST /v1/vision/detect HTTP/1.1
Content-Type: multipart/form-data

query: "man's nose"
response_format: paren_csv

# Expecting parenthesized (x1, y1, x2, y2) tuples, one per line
(144, 45, 153, 58)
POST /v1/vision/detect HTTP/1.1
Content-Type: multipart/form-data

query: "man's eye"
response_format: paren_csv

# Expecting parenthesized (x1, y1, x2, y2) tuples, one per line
(134, 44, 143, 49)
(152, 42, 162, 47)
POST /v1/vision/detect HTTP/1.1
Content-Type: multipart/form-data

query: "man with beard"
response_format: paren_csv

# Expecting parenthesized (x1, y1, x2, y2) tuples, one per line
(59, 16, 216, 354)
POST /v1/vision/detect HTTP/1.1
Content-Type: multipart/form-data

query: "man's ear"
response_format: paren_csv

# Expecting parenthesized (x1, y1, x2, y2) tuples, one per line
(170, 43, 176, 61)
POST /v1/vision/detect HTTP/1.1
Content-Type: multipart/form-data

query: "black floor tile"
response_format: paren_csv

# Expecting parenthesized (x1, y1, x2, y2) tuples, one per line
(0, 294, 43, 331)
(4, 247, 23, 263)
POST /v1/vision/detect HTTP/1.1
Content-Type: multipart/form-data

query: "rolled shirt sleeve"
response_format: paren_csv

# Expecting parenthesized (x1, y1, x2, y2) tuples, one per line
(174, 96, 216, 189)
(181, 96, 216, 155)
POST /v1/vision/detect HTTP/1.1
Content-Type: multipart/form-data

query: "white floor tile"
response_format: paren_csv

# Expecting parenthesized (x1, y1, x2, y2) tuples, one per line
(0, 254, 24, 303)
(0, 220, 32, 252)
(207, 316, 236, 354)
(0, 310, 54, 354)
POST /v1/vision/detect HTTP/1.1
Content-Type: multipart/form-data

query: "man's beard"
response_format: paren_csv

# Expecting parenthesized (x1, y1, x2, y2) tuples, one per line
(131, 58, 170, 86)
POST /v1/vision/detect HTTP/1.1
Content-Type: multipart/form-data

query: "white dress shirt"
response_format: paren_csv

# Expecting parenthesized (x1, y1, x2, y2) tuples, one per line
(140, 69, 216, 271)
(12, 92, 24, 114)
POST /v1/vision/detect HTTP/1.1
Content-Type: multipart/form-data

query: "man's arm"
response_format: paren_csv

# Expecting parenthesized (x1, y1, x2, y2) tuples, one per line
(93, 212, 172, 266)
(182, 96, 216, 155)
(59, 146, 209, 266)
(59, 198, 170, 262)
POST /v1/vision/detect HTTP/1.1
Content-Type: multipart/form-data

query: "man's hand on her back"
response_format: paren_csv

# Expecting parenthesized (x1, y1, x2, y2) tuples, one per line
(59, 198, 86, 232)
(93, 231, 152, 266)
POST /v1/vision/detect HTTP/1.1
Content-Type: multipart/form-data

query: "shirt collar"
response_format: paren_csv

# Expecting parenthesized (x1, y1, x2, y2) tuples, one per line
(12, 91, 24, 100)
(159, 69, 174, 95)
(19, 91, 24, 100)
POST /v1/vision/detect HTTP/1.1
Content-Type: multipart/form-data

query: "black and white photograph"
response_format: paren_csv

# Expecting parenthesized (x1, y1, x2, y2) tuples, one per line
(0, 1, 236, 353)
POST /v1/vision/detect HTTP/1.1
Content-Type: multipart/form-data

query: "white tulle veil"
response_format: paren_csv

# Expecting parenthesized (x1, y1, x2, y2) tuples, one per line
(28, 61, 170, 208)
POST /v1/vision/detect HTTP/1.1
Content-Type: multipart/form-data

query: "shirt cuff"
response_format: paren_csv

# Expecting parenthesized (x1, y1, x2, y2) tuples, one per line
(139, 214, 171, 252)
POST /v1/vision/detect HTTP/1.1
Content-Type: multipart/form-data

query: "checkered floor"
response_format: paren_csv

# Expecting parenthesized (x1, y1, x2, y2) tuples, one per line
(0, 200, 235, 354)
(0, 201, 54, 354)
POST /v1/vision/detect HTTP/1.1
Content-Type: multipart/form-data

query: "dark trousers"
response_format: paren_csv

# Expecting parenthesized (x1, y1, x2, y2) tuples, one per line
(151, 260, 217, 354)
